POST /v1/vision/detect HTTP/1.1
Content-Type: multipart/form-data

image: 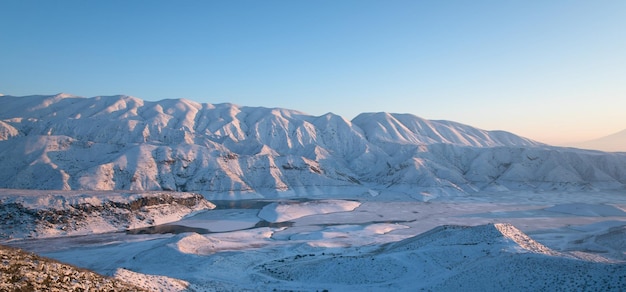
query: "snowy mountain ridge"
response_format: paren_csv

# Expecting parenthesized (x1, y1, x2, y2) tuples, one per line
(1, 93, 625, 199)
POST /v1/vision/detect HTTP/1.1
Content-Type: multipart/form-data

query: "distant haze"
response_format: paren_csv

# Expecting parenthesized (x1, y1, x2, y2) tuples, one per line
(567, 129, 626, 152)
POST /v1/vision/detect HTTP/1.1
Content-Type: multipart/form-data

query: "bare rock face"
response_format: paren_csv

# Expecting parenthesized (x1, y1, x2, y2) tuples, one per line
(0, 190, 216, 240)
(0, 245, 146, 291)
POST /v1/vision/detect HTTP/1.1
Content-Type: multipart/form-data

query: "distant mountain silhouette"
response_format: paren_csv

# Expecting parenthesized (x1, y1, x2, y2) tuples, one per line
(570, 129, 626, 152)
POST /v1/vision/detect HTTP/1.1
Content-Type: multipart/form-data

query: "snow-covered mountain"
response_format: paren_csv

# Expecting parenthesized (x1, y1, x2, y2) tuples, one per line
(570, 129, 626, 152)
(1, 93, 625, 199)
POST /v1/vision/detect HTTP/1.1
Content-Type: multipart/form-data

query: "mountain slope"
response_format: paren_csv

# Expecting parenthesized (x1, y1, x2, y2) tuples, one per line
(352, 112, 539, 148)
(1, 93, 625, 198)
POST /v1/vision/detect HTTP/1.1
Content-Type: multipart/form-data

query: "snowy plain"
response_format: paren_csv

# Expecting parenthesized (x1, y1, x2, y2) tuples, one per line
(3, 189, 624, 291)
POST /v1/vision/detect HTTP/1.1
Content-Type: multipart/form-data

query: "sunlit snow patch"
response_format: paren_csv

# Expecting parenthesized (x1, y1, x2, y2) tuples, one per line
(258, 199, 361, 223)
(174, 227, 276, 255)
(493, 223, 559, 255)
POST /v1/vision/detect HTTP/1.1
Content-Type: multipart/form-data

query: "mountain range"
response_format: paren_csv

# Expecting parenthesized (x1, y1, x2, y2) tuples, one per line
(1, 93, 625, 199)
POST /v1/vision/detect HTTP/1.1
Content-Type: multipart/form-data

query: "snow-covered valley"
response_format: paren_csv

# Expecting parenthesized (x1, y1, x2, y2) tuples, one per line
(2, 189, 625, 291)
(1, 93, 625, 290)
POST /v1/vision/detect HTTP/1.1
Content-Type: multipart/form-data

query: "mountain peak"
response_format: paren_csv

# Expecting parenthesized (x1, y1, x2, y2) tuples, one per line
(54, 92, 77, 99)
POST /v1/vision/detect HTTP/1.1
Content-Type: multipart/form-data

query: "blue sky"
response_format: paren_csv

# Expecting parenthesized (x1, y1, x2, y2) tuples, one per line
(1, 1, 625, 145)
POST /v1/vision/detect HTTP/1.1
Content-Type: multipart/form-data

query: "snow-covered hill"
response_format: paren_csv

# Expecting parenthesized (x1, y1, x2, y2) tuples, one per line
(257, 223, 625, 291)
(1, 93, 625, 199)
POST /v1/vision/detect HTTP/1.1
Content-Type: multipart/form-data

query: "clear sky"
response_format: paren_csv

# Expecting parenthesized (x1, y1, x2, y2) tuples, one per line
(1, 0, 625, 145)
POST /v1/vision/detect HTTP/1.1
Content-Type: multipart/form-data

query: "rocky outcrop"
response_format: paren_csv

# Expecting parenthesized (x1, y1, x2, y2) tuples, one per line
(0, 245, 146, 291)
(0, 190, 215, 239)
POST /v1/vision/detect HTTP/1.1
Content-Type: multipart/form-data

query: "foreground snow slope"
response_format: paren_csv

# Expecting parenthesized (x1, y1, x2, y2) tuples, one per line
(257, 224, 625, 291)
(1, 93, 625, 198)
(37, 220, 626, 291)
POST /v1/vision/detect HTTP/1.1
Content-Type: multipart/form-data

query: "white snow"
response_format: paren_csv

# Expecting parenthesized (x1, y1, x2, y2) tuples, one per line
(257, 199, 361, 222)
(279, 223, 410, 248)
(175, 227, 275, 255)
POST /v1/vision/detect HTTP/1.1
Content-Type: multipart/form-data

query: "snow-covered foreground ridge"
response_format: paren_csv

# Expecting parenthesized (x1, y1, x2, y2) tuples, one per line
(1, 93, 625, 198)
(255, 223, 626, 291)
